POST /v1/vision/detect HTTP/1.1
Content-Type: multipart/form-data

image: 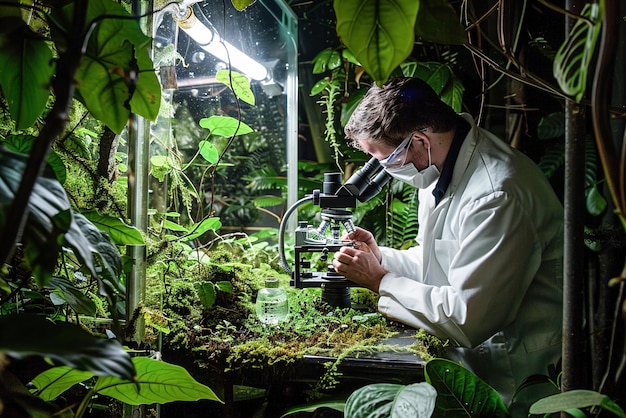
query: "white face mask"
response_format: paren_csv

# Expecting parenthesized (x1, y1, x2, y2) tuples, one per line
(384, 146, 440, 188)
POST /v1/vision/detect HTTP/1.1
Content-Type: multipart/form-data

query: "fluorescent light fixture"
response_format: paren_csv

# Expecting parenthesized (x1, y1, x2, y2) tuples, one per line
(174, 7, 269, 82)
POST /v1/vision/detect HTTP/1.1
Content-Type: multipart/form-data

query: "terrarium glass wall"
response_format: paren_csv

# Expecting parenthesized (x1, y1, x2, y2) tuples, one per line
(150, 0, 298, 231)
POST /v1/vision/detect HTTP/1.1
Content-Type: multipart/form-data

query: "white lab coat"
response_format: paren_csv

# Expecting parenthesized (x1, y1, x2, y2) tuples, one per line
(377, 114, 563, 413)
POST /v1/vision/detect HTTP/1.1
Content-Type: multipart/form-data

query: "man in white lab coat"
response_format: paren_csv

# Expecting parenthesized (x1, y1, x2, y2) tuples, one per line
(332, 77, 563, 415)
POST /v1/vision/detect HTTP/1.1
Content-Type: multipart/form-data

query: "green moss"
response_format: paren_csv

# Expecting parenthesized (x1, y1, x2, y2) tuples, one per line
(62, 161, 127, 217)
(142, 239, 447, 399)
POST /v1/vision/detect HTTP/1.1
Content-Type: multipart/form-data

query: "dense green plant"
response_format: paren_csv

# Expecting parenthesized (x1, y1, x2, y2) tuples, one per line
(283, 358, 508, 418)
(0, 0, 159, 310)
(149, 63, 289, 230)
(0, 0, 229, 416)
(139, 225, 448, 408)
(283, 362, 626, 418)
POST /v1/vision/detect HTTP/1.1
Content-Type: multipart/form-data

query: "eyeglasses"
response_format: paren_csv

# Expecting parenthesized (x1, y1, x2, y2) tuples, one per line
(379, 133, 413, 169)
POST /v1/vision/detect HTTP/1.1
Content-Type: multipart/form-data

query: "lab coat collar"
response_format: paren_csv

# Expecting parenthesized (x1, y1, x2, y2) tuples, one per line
(441, 113, 481, 202)
(432, 115, 471, 205)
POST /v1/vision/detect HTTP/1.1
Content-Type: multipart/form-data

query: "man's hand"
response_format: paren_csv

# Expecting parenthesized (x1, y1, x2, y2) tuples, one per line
(344, 227, 382, 263)
(332, 241, 387, 293)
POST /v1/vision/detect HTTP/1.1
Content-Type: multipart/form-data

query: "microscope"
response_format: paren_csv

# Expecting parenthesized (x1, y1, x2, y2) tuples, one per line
(278, 157, 391, 308)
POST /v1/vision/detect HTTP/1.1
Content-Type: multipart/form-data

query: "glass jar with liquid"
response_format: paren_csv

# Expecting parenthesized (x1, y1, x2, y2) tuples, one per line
(255, 278, 289, 325)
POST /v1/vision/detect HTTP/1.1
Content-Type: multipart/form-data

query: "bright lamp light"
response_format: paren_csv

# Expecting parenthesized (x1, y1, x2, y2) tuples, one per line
(175, 7, 269, 82)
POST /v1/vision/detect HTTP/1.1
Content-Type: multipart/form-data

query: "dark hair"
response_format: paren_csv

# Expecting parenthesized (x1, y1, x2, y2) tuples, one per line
(345, 77, 458, 147)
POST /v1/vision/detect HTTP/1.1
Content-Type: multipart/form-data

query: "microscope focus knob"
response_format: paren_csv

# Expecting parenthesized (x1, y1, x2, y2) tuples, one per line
(312, 189, 321, 206)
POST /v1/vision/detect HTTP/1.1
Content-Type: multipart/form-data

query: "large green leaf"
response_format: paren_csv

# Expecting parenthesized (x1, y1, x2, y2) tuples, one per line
(553, 3, 602, 103)
(2, 369, 69, 418)
(537, 142, 565, 179)
(22, 208, 68, 287)
(199, 115, 253, 137)
(94, 356, 222, 405)
(198, 140, 220, 164)
(391, 382, 437, 417)
(129, 46, 162, 121)
(311, 48, 343, 74)
(31, 357, 223, 407)
(0, 19, 55, 130)
(586, 184, 607, 217)
(0, 314, 135, 381)
(163, 219, 188, 233)
(31, 367, 95, 402)
(412, 62, 451, 94)
(231, 0, 257, 11)
(215, 281, 233, 293)
(334, 0, 420, 85)
(530, 390, 626, 418)
(425, 358, 508, 417)
(439, 77, 464, 113)
(150, 154, 174, 182)
(253, 195, 285, 208)
(537, 112, 565, 140)
(345, 383, 403, 417)
(0, 0, 21, 19)
(52, 0, 160, 133)
(81, 209, 145, 245)
(388, 186, 419, 249)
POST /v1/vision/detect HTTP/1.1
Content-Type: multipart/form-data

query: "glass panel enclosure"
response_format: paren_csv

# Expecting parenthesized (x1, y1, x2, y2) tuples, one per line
(151, 0, 297, 232)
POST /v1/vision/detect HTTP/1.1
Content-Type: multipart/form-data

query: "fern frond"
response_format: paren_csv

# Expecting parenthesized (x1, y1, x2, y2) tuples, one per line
(247, 166, 287, 191)
(387, 185, 419, 249)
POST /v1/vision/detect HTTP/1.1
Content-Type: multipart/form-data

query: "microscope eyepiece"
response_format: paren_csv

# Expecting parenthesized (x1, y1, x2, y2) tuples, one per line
(336, 157, 391, 202)
(323, 172, 343, 195)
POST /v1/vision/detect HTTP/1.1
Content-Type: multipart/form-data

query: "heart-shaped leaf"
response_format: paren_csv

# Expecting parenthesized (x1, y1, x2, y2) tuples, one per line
(194, 281, 216, 308)
(94, 357, 222, 405)
(334, 0, 420, 84)
(199, 140, 219, 164)
(199, 115, 253, 137)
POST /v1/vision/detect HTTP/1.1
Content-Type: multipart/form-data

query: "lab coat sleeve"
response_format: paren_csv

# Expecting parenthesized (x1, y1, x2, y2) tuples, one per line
(379, 245, 423, 281)
(377, 191, 542, 348)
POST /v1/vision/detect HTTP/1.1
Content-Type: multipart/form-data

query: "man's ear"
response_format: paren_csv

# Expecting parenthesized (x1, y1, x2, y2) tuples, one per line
(417, 133, 431, 149)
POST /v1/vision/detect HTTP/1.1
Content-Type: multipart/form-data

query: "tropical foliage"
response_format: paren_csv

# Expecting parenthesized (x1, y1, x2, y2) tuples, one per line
(0, 0, 222, 415)
(1, 0, 625, 416)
